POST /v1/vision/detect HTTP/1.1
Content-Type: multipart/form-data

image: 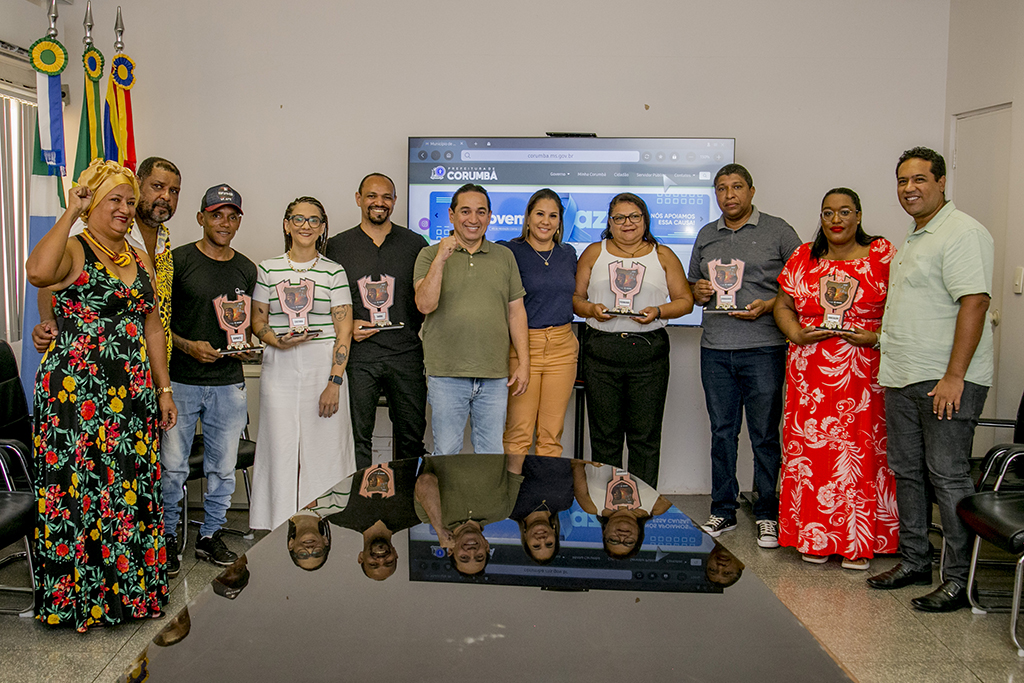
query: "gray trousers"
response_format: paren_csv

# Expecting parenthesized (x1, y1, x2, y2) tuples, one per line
(885, 380, 988, 585)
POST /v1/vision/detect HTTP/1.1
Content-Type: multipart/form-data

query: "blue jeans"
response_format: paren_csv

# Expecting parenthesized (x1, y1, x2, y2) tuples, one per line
(427, 376, 508, 455)
(700, 346, 786, 521)
(162, 381, 249, 539)
(886, 380, 988, 585)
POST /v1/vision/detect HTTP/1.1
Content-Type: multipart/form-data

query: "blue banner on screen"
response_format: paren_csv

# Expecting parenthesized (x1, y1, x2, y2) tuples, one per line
(426, 190, 711, 244)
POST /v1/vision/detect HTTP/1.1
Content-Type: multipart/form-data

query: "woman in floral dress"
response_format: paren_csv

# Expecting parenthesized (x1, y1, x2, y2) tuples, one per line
(26, 160, 177, 631)
(773, 188, 898, 571)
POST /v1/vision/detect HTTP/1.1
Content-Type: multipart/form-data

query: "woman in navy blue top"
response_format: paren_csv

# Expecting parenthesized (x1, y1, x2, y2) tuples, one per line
(499, 189, 578, 457)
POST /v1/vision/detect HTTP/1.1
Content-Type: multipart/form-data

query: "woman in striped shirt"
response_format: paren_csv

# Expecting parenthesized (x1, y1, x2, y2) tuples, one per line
(250, 196, 356, 531)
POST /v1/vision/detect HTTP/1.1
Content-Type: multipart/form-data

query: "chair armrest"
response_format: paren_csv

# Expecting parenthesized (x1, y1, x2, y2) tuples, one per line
(976, 443, 1024, 490)
(0, 439, 32, 492)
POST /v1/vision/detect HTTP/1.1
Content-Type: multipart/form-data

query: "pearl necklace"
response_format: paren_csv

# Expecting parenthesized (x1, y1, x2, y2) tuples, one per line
(287, 251, 320, 272)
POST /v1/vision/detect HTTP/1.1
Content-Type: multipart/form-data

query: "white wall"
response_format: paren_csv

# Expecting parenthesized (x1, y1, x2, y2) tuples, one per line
(2, 0, 951, 493)
(945, 0, 1024, 425)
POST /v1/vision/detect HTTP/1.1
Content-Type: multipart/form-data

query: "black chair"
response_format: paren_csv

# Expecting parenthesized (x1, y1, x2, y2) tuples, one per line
(0, 438, 36, 616)
(957, 444, 1024, 656)
(178, 422, 256, 547)
(930, 442, 1024, 581)
(0, 340, 31, 489)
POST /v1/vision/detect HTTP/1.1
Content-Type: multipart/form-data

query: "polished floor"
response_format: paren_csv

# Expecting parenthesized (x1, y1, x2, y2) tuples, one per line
(3, 498, 1024, 683)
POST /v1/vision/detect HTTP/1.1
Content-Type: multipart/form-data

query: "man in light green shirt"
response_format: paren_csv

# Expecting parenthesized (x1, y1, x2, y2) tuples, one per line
(867, 147, 994, 614)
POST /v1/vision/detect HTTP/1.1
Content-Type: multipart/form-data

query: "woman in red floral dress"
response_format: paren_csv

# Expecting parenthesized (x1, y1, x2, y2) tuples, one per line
(773, 188, 898, 571)
(27, 160, 177, 631)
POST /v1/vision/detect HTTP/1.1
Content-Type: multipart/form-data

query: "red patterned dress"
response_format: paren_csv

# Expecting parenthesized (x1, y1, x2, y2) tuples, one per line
(776, 239, 899, 560)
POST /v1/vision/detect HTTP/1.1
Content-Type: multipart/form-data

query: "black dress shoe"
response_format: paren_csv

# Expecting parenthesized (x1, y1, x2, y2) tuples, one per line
(911, 580, 969, 612)
(866, 562, 932, 590)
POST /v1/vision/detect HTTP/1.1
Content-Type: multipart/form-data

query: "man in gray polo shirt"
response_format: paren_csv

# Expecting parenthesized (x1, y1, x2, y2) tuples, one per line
(414, 184, 530, 455)
(688, 164, 801, 549)
(866, 147, 993, 612)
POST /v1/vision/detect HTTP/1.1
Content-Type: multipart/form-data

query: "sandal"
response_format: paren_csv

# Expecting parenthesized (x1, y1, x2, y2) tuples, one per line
(842, 557, 870, 571)
(802, 553, 828, 564)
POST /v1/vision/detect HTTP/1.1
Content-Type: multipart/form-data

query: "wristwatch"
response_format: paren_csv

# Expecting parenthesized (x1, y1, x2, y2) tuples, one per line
(328, 374, 344, 386)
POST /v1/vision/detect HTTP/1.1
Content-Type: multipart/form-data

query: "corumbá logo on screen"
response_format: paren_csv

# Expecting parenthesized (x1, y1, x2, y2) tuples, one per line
(429, 166, 498, 181)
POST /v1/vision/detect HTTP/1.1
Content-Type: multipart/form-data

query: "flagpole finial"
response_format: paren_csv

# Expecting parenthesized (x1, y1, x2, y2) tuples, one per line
(114, 6, 125, 53)
(83, 1, 94, 47)
(47, 0, 59, 38)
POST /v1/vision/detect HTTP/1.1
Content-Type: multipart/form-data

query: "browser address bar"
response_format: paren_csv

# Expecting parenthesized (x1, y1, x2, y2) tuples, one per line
(460, 150, 641, 163)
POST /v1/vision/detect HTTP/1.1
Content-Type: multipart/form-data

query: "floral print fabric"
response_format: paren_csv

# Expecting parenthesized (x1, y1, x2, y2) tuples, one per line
(776, 239, 899, 560)
(33, 236, 167, 630)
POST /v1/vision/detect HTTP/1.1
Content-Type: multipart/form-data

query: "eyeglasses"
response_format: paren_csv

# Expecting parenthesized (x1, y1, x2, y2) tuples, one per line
(820, 208, 858, 221)
(287, 215, 324, 228)
(610, 213, 644, 226)
(294, 547, 326, 560)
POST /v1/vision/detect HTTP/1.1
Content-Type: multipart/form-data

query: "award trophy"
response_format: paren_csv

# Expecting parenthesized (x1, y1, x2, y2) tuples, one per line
(817, 272, 860, 330)
(357, 275, 404, 331)
(212, 290, 263, 357)
(359, 463, 396, 499)
(606, 261, 647, 316)
(707, 258, 745, 312)
(604, 469, 641, 510)
(275, 279, 321, 338)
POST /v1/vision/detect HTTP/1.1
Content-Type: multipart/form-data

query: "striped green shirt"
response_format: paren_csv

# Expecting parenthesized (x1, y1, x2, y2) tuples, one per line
(253, 255, 351, 340)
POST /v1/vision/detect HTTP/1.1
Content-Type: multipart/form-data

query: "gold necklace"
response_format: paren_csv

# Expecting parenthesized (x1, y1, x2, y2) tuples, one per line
(614, 240, 647, 259)
(287, 250, 320, 272)
(528, 241, 555, 266)
(84, 229, 133, 267)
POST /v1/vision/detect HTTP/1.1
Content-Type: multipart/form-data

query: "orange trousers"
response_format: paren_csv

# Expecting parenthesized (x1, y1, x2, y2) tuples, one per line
(503, 324, 579, 457)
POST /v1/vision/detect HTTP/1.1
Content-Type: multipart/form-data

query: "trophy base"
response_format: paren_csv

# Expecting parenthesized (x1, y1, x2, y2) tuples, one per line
(281, 329, 322, 339)
(605, 309, 641, 317)
(219, 346, 265, 357)
(814, 326, 850, 331)
(369, 322, 405, 331)
(702, 309, 738, 314)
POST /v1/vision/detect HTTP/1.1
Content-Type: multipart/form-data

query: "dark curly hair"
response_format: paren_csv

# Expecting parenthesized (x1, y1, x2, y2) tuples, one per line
(283, 196, 328, 253)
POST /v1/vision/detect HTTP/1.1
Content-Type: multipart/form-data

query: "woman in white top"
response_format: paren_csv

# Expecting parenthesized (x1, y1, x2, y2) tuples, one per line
(573, 193, 693, 487)
(250, 196, 355, 530)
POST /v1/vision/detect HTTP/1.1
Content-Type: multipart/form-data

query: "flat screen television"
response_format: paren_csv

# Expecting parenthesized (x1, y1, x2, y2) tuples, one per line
(407, 136, 736, 326)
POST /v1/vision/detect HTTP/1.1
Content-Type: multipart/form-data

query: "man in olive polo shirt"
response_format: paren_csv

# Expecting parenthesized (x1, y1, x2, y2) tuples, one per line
(867, 147, 994, 613)
(413, 184, 530, 455)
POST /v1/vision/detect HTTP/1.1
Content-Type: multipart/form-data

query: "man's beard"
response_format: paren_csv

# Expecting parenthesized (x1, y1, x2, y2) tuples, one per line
(138, 199, 173, 227)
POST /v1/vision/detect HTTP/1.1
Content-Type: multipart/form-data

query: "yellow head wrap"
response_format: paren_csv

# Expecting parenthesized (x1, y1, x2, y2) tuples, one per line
(77, 159, 140, 221)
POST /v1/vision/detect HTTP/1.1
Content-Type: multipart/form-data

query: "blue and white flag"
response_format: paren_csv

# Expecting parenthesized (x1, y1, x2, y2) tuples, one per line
(20, 37, 69, 396)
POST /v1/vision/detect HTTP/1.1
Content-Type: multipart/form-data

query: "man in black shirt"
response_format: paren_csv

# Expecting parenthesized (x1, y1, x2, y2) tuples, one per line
(162, 185, 257, 573)
(325, 174, 428, 468)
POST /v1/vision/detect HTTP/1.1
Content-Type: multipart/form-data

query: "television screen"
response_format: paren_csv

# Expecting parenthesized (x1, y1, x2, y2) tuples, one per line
(407, 137, 736, 326)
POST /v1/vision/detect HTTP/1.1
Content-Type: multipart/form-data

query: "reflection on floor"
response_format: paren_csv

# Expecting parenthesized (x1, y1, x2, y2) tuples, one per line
(3, 499, 1024, 682)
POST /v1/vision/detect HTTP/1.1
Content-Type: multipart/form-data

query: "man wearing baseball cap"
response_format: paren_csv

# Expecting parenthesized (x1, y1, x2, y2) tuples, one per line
(163, 184, 257, 574)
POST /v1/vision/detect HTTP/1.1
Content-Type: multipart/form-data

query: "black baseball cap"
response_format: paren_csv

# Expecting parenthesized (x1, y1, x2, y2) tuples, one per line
(201, 184, 243, 214)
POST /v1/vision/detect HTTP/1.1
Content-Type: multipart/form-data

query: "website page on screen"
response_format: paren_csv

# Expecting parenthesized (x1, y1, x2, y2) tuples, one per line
(408, 137, 736, 326)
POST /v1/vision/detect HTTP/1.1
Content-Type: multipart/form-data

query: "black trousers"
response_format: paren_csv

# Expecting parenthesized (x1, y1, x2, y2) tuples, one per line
(346, 353, 428, 470)
(582, 327, 670, 487)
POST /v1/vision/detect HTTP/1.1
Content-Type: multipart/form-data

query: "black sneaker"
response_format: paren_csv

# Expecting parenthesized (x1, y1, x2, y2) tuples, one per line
(700, 515, 738, 537)
(195, 531, 238, 567)
(165, 535, 180, 577)
(756, 519, 780, 549)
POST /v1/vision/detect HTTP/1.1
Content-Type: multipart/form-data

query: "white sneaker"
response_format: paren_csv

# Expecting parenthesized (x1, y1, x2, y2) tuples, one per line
(756, 520, 779, 548)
